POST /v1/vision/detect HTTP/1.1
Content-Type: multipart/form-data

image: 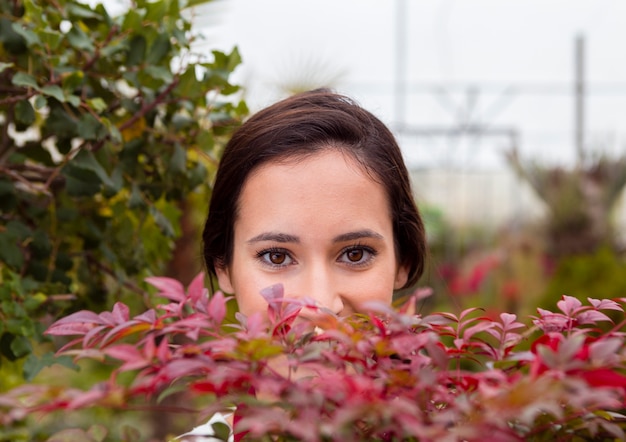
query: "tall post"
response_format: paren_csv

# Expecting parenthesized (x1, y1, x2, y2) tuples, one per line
(394, 0, 407, 129)
(575, 34, 585, 161)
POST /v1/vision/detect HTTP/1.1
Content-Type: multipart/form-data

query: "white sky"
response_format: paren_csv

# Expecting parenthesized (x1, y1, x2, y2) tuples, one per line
(105, 0, 626, 169)
(198, 0, 626, 169)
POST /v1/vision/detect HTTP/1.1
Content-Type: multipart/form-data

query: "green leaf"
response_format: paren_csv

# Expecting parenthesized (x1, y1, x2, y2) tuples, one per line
(70, 149, 114, 187)
(66, 3, 102, 20)
(150, 206, 176, 237)
(127, 35, 146, 66)
(64, 174, 100, 196)
(9, 335, 31, 359)
(122, 9, 144, 32)
(14, 100, 35, 126)
(67, 26, 95, 52)
(45, 107, 77, 139)
(62, 71, 85, 92)
(66, 94, 81, 108)
(23, 293, 47, 311)
(144, 65, 173, 83)
(34, 94, 47, 109)
(0, 232, 24, 269)
(6, 220, 32, 240)
(77, 113, 107, 141)
(40, 29, 63, 50)
(169, 144, 186, 174)
(23, 0, 44, 22)
(12, 72, 39, 90)
(172, 113, 193, 130)
(175, 67, 201, 99)
(0, 179, 15, 198)
(145, 0, 167, 22)
(212, 422, 231, 442)
(146, 32, 170, 64)
(18, 143, 54, 166)
(128, 183, 145, 209)
(22, 352, 78, 382)
(11, 23, 41, 47)
(0, 18, 26, 54)
(0, 333, 18, 361)
(87, 97, 107, 113)
(41, 85, 65, 102)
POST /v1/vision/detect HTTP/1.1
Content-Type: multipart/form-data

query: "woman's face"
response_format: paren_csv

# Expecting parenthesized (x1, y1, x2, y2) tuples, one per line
(216, 149, 408, 318)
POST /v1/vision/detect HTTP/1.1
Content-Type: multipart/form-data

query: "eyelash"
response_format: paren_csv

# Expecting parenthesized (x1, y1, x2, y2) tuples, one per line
(254, 245, 378, 269)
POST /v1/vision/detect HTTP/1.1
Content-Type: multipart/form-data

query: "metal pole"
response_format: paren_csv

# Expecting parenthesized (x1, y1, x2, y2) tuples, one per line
(575, 34, 585, 161)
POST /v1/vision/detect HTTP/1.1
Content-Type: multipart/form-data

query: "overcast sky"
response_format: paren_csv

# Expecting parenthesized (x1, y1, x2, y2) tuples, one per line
(194, 0, 626, 169)
(103, 0, 626, 169)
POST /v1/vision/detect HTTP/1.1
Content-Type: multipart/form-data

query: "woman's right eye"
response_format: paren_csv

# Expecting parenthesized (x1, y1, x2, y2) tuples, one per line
(256, 249, 294, 267)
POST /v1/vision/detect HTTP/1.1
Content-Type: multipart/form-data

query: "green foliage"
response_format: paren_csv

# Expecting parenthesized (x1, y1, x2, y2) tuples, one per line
(0, 0, 247, 378)
(542, 248, 626, 309)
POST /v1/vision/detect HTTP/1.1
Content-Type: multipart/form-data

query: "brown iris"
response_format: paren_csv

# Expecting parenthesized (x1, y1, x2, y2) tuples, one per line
(269, 252, 287, 265)
(346, 249, 363, 262)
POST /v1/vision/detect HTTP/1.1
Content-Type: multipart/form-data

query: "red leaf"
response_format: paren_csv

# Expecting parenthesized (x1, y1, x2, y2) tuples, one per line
(580, 368, 626, 388)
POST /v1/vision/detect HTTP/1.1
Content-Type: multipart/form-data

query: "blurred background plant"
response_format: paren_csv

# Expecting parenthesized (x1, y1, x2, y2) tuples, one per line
(0, 0, 246, 438)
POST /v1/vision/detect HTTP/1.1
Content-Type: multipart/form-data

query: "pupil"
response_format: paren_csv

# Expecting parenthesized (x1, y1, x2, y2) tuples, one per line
(270, 252, 285, 264)
(348, 249, 363, 262)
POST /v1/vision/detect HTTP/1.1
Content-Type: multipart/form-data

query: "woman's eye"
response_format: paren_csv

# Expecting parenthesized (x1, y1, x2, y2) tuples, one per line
(338, 247, 375, 266)
(257, 249, 294, 267)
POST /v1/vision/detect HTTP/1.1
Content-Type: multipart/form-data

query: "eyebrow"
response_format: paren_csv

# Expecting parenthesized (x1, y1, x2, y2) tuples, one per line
(247, 232, 300, 244)
(332, 229, 384, 243)
(246, 229, 383, 244)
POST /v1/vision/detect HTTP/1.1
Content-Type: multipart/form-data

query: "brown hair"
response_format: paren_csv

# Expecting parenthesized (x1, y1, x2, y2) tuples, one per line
(202, 90, 426, 289)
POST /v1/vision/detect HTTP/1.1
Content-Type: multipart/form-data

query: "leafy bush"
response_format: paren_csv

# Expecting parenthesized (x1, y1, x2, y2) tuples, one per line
(0, 0, 246, 378)
(542, 248, 626, 309)
(2, 274, 626, 441)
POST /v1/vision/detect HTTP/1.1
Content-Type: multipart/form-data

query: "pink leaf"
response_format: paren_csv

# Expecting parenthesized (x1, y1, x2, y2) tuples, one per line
(46, 310, 104, 331)
(105, 345, 148, 371)
(111, 302, 130, 323)
(135, 309, 157, 324)
(463, 321, 495, 341)
(577, 310, 612, 325)
(208, 291, 227, 324)
(67, 387, 107, 410)
(557, 295, 583, 316)
(105, 344, 142, 362)
(588, 297, 623, 312)
(83, 325, 108, 348)
(260, 284, 284, 324)
(187, 272, 206, 305)
(45, 322, 94, 336)
(145, 276, 186, 302)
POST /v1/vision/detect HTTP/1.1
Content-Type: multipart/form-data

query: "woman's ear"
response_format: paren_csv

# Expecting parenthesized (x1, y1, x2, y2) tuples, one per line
(393, 265, 409, 290)
(215, 265, 235, 294)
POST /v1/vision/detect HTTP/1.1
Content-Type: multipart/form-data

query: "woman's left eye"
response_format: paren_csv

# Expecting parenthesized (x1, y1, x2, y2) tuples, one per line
(338, 246, 376, 266)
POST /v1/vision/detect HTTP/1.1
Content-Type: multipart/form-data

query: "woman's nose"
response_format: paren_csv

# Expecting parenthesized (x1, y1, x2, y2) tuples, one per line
(299, 266, 344, 316)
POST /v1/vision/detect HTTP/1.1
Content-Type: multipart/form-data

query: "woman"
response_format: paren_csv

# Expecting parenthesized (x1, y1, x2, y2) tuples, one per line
(204, 89, 425, 316)
(181, 89, 426, 441)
